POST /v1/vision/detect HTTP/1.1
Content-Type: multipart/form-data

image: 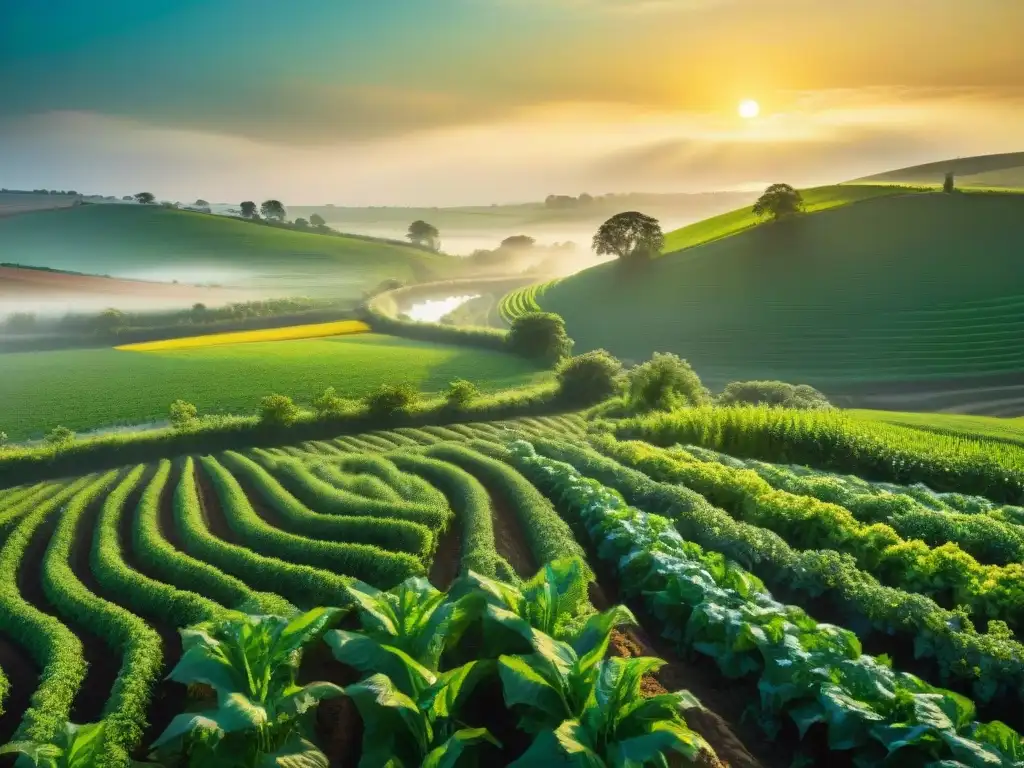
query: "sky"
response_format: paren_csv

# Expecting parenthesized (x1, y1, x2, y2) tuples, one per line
(1, 0, 1022, 205)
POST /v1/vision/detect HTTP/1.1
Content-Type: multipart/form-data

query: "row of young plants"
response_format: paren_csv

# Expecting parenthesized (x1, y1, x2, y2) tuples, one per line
(333, 451, 454, 507)
(600, 439, 1024, 633)
(680, 444, 1024, 566)
(508, 440, 1024, 766)
(614, 405, 1024, 505)
(0, 481, 64, 537)
(527, 436, 1024, 717)
(127, 558, 712, 767)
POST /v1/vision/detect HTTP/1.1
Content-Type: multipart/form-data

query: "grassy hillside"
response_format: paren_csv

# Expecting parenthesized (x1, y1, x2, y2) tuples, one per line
(661, 183, 909, 254)
(857, 151, 1024, 189)
(0, 204, 452, 299)
(852, 409, 1024, 447)
(538, 191, 1024, 399)
(0, 333, 546, 440)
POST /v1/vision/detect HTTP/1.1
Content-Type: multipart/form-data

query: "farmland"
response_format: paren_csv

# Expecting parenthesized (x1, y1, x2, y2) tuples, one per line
(521, 191, 1024, 411)
(0, 334, 547, 440)
(2, 406, 1024, 766)
(0, 204, 452, 299)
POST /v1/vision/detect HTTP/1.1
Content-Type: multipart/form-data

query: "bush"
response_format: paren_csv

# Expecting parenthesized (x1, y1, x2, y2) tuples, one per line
(717, 380, 832, 410)
(311, 387, 347, 417)
(169, 400, 198, 429)
(556, 350, 623, 406)
(44, 426, 75, 450)
(0, 431, 7, 451)
(444, 379, 479, 409)
(364, 383, 419, 416)
(259, 394, 300, 426)
(626, 353, 709, 412)
(506, 312, 574, 364)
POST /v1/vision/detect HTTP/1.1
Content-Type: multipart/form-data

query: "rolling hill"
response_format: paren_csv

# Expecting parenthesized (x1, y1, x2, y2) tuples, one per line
(0, 204, 453, 300)
(856, 151, 1024, 189)
(532, 190, 1024, 412)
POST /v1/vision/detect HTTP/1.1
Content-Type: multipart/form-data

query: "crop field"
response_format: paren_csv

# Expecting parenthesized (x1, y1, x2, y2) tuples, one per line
(115, 320, 370, 351)
(528, 192, 1024, 408)
(496, 278, 560, 325)
(0, 334, 547, 440)
(0, 204, 452, 299)
(853, 409, 1024, 447)
(3, 406, 1024, 766)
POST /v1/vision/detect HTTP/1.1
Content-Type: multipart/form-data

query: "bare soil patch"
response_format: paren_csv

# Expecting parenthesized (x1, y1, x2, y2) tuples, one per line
(428, 517, 462, 592)
(193, 462, 239, 544)
(484, 485, 538, 579)
(0, 635, 39, 743)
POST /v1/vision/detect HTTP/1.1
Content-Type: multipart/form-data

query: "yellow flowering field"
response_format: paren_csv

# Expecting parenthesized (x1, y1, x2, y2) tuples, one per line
(116, 320, 371, 352)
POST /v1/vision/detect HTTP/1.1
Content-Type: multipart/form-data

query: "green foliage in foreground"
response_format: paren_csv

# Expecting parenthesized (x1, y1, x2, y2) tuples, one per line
(0, 334, 547, 441)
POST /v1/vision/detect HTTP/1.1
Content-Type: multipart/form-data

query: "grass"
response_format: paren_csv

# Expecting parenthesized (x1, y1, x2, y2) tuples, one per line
(498, 279, 561, 324)
(856, 151, 1024, 189)
(116, 320, 370, 351)
(0, 334, 548, 440)
(536, 191, 1024, 394)
(0, 204, 453, 299)
(852, 409, 1024, 447)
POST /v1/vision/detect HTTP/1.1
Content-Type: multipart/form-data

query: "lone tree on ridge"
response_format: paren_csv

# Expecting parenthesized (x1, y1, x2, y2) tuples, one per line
(260, 200, 286, 221)
(407, 220, 440, 251)
(501, 235, 536, 250)
(752, 183, 805, 221)
(134, 192, 155, 205)
(592, 211, 664, 263)
(310, 213, 327, 230)
(943, 172, 955, 193)
(239, 201, 258, 219)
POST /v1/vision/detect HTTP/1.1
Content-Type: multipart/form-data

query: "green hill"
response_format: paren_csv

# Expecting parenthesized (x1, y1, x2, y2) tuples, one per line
(857, 152, 1024, 189)
(535, 191, 1024, 406)
(0, 204, 452, 299)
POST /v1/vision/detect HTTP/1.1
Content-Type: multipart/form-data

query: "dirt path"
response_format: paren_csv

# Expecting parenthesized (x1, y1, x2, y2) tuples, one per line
(0, 634, 39, 743)
(155, 462, 185, 552)
(194, 462, 240, 544)
(427, 516, 462, 592)
(485, 486, 537, 579)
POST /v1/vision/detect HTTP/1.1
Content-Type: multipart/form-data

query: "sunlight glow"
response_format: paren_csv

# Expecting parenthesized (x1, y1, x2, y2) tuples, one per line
(738, 99, 760, 119)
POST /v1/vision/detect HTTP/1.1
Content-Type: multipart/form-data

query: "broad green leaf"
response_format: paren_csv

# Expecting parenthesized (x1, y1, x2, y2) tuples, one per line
(212, 693, 269, 734)
(257, 737, 330, 768)
(63, 721, 106, 768)
(346, 580, 400, 637)
(167, 645, 240, 698)
(498, 655, 570, 725)
(939, 731, 1004, 767)
(508, 730, 574, 767)
(421, 728, 500, 768)
(151, 714, 224, 749)
(487, 606, 576, 673)
(609, 720, 705, 765)
(572, 606, 637, 673)
(345, 674, 431, 760)
(424, 661, 491, 721)
(969, 721, 1024, 760)
(818, 685, 884, 751)
(277, 607, 341, 656)
(552, 720, 603, 767)
(324, 630, 434, 696)
(0, 741, 62, 767)
(277, 682, 346, 717)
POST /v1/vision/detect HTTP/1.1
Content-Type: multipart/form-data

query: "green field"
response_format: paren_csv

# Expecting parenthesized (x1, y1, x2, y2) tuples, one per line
(857, 151, 1024, 189)
(533, 191, 1024, 396)
(0, 204, 452, 298)
(853, 408, 1024, 446)
(0, 334, 547, 440)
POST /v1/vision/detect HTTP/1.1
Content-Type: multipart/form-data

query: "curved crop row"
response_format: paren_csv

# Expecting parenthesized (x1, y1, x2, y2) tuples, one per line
(351, 433, 404, 451)
(0, 482, 64, 535)
(41, 469, 164, 767)
(222, 451, 433, 559)
(367, 430, 422, 448)
(608, 438, 1024, 631)
(389, 427, 440, 445)
(93, 465, 223, 630)
(497, 279, 558, 324)
(3, 476, 96, 745)
(201, 455, 423, 587)
(511, 441, 1024, 767)
(528, 436, 1024, 712)
(174, 457, 347, 609)
(333, 453, 449, 508)
(424, 442, 590, 574)
(135, 460, 292, 616)
(681, 444, 1024, 566)
(389, 452, 512, 580)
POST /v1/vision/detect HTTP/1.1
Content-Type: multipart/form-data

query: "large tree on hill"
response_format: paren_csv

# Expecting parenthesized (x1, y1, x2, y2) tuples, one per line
(500, 235, 536, 250)
(752, 183, 805, 221)
(134, 192, 155, 205)
(310, 213, 327, 229)
(592, 212, 664, 263)
(240, 201, 258, 218)
(260, 200, 286, 221)
(407, 220, 440, 251)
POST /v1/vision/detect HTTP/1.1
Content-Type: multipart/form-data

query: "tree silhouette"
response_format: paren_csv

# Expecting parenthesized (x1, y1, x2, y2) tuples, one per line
(134, 192, 155, 205)
(943, 172, 955, 193)
(260, 200, 286, 221)
(240, 201, 258, 218)
(310, 213, 326, 229)
(752, 183, 805, 221)
(294, 217, 309, 229)
(194, 199, 209, 207)
(500, 235, 536, 250)
(592, 212, 664, 262)
(407, 220, 440, 251)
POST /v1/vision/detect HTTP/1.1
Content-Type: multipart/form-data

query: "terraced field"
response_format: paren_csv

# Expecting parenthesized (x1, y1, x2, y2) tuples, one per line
(497, 278, 560, 325)
(3, 407, 1024, 766)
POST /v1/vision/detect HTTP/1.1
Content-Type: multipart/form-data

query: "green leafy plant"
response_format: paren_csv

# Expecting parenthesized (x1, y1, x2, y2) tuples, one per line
(0, 721, 111, 768)
(444, 379, 479, 410)
(259, 394, 300, 427)
(556, 350, 623, 406)
(626, 353, 709, 412)
(169, 400, 199, 430)
(363, 383, 419, 416)
(150, 609, 343, 767)
(44, 426, 75, 451)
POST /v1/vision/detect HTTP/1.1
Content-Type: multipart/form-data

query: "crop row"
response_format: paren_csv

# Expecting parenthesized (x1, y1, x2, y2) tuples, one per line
(681, 444, 1024, 565)
(603, 437, 1024, 632)
(508, 439, 1024, 766)
(525, 434, 1024, 715)
(497, 279, 559, 324)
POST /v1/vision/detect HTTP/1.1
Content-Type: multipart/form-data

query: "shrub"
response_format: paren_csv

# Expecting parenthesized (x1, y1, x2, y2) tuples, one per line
(444, 378, 479, 409)
(556, 349, 623, 406)
(259, 394, 300, 426)
(506, 312, 574, 364)
(169, 399, 198, 429)
(311, 387, 346, 416)
(627, 352, 709, 412)
(718, 380, 832, 410)
(44, 426, 75, 450)
(364, 382, 419, 416)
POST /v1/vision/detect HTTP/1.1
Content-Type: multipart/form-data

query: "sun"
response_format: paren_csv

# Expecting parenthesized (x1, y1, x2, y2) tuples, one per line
(738, 99, 760, 119)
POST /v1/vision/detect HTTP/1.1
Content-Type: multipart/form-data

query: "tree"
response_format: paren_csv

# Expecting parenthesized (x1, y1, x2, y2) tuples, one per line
(194, 198, 209, 207)
(626, 352, 709, 412)
(500, 235, 536, 250)
(294, 217, 309, 229)
(309, 213, 327, 229)
(364, 383, 419, 416)
(261, 199, 286, 221)
(592, 211, 664, 263)
(44, 426, 75, 451)
(752, 183, 805, 221)
(260, 394, 299, 426)
(506, 312, 574, 364)
(169, 399, 198, 429)
(407, 220, 440, 251)
(134, 192, 155, 205)
(121, 195, 134, 201)
(444, 378, 479, 409)
(556, 350, 623, 405)
(944, 172, 956, 193)
(239, 200, 258, 219)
